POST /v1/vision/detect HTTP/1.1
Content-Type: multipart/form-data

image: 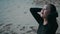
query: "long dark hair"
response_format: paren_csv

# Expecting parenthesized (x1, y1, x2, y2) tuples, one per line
(46, 4, 58, 22)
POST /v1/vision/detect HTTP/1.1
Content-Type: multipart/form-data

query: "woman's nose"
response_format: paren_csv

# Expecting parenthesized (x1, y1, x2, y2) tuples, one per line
(41, 10, 44, 14)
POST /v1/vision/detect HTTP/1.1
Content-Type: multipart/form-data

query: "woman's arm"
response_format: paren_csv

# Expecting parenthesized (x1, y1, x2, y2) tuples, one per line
(30, 8, 42, 24)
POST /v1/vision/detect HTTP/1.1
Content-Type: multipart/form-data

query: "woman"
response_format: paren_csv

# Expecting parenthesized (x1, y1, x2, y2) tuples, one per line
(30, 4, 58, 34)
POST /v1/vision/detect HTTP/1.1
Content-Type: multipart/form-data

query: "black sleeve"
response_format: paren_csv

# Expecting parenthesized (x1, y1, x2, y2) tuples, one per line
(30, 8, 42, 24)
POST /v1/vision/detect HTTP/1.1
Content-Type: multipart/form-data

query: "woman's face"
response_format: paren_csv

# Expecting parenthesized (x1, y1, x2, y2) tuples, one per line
(40, 5, 51, 18)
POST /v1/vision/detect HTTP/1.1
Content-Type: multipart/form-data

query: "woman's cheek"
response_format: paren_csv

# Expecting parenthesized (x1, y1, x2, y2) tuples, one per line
(43, 11, 48, 17)
(44, 11, 47, 15)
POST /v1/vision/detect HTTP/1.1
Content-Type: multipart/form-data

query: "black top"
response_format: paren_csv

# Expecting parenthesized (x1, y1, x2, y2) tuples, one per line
(30, 8, 58, 34)
(30, 8, 43, 25)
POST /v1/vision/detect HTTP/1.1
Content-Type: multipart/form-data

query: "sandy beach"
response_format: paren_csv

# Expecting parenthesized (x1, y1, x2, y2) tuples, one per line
(0, 0, 60, 34)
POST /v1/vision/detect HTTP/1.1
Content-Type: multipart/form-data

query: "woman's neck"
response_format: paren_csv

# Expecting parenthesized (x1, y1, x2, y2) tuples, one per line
(43, 18, 48, 25)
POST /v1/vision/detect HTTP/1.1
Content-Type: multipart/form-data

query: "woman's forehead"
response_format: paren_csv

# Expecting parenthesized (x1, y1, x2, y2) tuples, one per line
(43, 5, 50, 9)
